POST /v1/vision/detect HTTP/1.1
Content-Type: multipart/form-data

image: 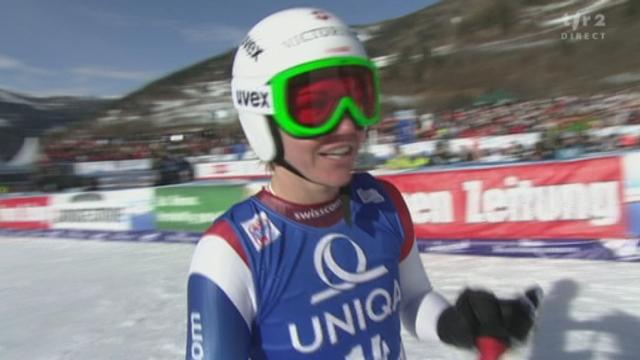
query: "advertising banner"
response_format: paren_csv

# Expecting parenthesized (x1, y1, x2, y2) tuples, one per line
(383, 156, 628, 239)
(74, 159, 153, 175)
(194, 160, 270, 180)
(0, 195, 51, 229)
(51, 188, 154, 231)
(417, 238, 640, 262)
(154, 184, 248, 232)
(624, 151, 640, 237)
(0, 228, 202, 244)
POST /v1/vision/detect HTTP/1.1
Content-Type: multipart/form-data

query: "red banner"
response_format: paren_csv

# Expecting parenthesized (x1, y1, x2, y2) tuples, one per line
(383, 157, 627, 239)
(0, 196, 51, 230)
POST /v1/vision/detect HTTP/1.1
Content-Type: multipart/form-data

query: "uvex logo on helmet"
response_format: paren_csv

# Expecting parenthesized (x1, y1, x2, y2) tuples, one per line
(240, 36, 264, 62)
(232, 84, 273, 114)
(236, 90, 269, 108)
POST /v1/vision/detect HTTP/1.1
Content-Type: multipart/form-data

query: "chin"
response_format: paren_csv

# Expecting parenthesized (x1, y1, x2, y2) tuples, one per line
(320, 171, 353, 187)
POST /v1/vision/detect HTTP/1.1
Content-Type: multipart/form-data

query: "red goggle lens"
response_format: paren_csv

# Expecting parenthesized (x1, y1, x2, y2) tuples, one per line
(286, 66, 376, 127)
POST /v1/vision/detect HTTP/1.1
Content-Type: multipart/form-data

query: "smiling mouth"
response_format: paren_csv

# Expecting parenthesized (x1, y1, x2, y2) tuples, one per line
(318, 145, 354, 159)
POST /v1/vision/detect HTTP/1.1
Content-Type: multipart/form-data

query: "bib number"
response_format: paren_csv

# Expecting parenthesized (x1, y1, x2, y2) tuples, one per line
(345, 334, 390, 360)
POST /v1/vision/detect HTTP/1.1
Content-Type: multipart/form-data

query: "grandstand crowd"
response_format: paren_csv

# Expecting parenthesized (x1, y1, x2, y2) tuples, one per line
(42, 92, 640, 167)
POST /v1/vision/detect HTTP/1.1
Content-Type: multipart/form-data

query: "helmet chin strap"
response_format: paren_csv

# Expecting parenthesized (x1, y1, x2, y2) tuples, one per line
(267, 117, 353, 225)
(268, 116, 319, 185)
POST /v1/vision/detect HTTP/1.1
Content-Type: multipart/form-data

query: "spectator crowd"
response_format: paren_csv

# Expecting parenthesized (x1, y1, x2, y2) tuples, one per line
(41, 91, 640, 168)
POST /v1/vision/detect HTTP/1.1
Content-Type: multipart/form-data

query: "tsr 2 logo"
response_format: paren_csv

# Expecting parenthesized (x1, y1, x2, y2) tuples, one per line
(563, 12, 606, 31)
(561, 12, 607, 41)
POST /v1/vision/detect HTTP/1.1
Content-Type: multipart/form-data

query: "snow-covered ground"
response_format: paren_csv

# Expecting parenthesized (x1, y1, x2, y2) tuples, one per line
(1, 236, 638, 360)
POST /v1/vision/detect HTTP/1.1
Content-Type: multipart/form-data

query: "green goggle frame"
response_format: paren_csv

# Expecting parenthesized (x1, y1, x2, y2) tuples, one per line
(269, 56, 381, 138)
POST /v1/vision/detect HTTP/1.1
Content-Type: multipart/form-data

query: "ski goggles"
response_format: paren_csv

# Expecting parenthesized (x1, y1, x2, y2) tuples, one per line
(233, 57, 381, 138)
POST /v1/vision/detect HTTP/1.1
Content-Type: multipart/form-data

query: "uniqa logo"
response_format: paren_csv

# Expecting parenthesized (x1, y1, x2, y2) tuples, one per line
(311, 233, 388, 304)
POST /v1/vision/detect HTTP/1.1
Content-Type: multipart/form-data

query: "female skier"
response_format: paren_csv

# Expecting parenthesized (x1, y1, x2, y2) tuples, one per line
(186, 8, 537, 360)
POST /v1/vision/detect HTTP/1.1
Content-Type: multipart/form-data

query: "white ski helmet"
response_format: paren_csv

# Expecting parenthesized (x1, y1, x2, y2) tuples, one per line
(231, 7, 370, 162)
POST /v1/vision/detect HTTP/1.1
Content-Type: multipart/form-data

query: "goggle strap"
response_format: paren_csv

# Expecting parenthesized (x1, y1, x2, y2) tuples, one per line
(231, 83, 274, 115)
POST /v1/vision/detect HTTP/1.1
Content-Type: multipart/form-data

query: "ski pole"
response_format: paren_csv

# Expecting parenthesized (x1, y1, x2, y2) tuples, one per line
(477, 336, 507, 360)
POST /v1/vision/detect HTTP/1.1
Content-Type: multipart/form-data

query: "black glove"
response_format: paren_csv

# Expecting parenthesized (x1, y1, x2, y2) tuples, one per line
(455, 289, 511, 344)
(496, 287, 540, 343)
(437, 288, 540, 348)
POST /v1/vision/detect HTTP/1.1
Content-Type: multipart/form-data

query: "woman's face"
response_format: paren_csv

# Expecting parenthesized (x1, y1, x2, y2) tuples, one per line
(279, 116, 366, 187)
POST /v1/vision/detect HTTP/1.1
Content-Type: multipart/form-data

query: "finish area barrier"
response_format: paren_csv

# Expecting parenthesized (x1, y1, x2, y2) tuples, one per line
(1, 153, 639, 261)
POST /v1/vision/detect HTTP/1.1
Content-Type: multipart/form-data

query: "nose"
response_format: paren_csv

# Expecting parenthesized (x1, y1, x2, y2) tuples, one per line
(333, 114, 362, 135)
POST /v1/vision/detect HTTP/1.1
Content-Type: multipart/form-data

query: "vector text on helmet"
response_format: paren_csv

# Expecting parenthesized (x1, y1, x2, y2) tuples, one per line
(282, 26, 352, 48)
